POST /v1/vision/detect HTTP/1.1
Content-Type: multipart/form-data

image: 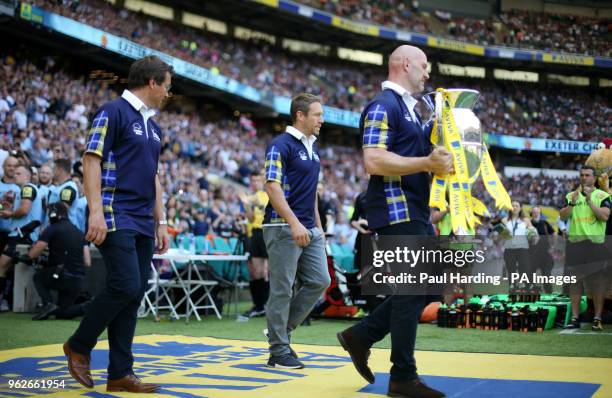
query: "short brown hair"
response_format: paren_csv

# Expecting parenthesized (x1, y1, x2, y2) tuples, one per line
(54, 158, 71, 175)
(290, 93, 321, 123)
(128, 56, 174, 90)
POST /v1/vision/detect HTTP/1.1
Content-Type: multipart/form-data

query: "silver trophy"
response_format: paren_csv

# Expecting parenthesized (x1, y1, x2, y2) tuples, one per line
(424, 88, 484, 182)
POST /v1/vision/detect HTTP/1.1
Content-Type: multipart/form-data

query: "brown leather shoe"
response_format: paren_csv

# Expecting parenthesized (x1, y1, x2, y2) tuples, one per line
(337, 327, 375, 384)
(63, 341, 93, 389)
(388, 379, 445, 398)
(107, 374, 160, 393)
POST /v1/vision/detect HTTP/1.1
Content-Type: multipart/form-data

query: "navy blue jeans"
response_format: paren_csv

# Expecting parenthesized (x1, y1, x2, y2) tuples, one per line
(352, 220, 433, 382)
(69, 229, 154, 380)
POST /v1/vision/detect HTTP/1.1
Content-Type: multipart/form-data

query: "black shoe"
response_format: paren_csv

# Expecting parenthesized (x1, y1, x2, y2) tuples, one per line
(32, 303, 58, 320)
(242, 307, 266, 318)
(337, 327, 374, 384)
(388, 379, 445, 398)
(34, 302, 45, 313)
(564, 318, 580, 330)
(266, 353, 304, 369)
(592, 319, 604, 331)
(263, 328, 299, 359)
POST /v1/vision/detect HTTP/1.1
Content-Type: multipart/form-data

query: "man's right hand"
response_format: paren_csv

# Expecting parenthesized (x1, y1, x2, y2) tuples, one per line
(427, 146, 454, 175)
(290, 222, 310, 247)
(357, 220, 372, 234)
(86, 210, 108, 246)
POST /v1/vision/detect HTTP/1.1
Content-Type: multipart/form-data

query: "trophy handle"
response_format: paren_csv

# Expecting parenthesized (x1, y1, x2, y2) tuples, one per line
(434, 90, 444, 147)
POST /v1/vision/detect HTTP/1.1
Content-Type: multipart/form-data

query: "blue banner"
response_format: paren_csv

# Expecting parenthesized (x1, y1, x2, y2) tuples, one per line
(485, 134, 599, 155)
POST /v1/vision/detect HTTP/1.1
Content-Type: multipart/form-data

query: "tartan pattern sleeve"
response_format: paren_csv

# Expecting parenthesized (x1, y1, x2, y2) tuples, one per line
(264, 145, 283, 184)
(85, 109, 110, 157)
(362, 103, 391, 149)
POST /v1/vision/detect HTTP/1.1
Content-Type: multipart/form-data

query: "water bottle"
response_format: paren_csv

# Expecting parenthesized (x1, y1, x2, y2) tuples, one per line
(448, 305, 457, 328)
(464, 306, 473, 328)
(511, 307, 521, 331)
(475, 307, 483, 329)
(536, 307, 548, 333)
(482, 306, 490, 330)
(189, 234, 196, 254)
(456, 305, 464, 329)
(437, 303, 447, 328)
(177, 235, 185, 253)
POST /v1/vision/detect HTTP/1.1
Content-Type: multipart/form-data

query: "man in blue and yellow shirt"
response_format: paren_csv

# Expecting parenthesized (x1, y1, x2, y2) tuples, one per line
(337, 45, 453, 398)
(64, 56, 171, 393)
(263, 93, 330, 369)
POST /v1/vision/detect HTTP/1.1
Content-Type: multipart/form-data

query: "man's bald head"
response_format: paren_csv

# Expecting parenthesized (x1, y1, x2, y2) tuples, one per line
(388, 45, 426, 68)
(387, 45, 429, 94)
(2, 156, 18, 181)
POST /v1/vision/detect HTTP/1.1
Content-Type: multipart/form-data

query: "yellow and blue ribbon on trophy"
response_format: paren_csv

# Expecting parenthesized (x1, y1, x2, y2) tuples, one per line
(429, 88, 511, 234)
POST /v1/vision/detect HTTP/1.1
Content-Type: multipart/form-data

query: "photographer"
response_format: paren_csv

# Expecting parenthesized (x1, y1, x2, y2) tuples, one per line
(29, 202, 88, 320)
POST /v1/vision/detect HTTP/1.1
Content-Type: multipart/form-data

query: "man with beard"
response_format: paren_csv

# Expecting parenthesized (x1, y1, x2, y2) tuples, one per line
(337, 45, 453, 398)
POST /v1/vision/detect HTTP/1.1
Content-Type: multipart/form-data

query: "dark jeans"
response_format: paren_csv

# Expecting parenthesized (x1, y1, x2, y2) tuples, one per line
(503, 248, 530, 278)
(352, 220, 431, 382)
(68, 230, 154, 380)
(532, 242, 554, 293)
(33, 267, 85, 319)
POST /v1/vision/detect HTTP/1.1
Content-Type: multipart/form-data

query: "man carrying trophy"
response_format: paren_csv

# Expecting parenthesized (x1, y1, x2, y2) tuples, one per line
(337, 45, 453, 398)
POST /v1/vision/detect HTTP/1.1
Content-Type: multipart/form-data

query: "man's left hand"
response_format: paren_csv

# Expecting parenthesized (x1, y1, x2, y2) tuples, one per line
(155, 224, 170, 254)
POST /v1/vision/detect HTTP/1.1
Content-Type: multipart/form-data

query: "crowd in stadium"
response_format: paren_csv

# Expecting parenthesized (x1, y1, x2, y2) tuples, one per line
(499, 9, 611, 57)
(300, 0, 611, 56)
(0, 3, 609, 394)
(30, 0, 611, 141)
(502, 173, 576, 208)
(0, 50, 582, 252)
(0, 53, 367, 243)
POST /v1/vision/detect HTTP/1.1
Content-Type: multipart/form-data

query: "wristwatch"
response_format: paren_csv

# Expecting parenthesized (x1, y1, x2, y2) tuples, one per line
(157, 219, 168, 225)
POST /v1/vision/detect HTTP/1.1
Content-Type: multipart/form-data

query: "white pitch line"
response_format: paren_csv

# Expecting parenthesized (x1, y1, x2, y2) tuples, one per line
(558, 329, 612, 335)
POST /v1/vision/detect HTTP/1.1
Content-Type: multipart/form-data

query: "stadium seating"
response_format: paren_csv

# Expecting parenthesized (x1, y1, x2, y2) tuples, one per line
(28, 0, 610, 142)
(298, 0, 611, 56)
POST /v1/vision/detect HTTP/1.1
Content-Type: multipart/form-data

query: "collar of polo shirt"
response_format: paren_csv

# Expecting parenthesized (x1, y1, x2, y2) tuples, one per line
(381, 80, 418, 114)
(122, 89, 156, 121)
(286, 125, 317, 159)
